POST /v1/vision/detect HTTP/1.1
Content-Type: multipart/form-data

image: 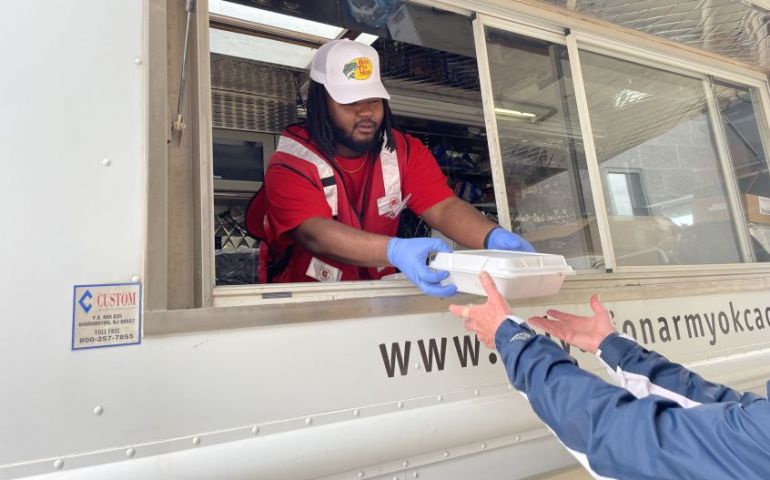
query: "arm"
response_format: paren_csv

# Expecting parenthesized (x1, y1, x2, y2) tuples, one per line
(597, 333, 763, 407)
(451, 274, 770, 480)
(294, 217, 455, 296)
(420, 196, 496, 249)
(400, 135, 532, 252)
(421, 197, 534, 251)
(497, 321, 770, 480)
(529, 298, 763, 407)
(293, 217, 390, 267)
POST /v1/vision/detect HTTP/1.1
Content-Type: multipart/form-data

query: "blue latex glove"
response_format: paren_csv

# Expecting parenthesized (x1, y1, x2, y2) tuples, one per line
(386, 237, 458, 297)
(485, 227, 536, 252)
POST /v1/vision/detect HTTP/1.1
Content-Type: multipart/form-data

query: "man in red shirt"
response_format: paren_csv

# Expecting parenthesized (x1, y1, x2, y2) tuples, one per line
(247, 39, 533, 296)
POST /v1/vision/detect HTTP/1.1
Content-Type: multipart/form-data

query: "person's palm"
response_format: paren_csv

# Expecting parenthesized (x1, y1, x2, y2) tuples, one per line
(449, 271, 511, 348)
(528, 295, 616, 354)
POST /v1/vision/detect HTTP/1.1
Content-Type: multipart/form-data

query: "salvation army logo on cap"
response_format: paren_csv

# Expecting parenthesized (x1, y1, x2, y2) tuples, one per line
(343, 57, 373, 80)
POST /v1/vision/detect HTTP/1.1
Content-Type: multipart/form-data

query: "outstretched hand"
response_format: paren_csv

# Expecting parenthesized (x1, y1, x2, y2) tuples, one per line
(528, 295, 616, 354)
(448, 271, 511, 348)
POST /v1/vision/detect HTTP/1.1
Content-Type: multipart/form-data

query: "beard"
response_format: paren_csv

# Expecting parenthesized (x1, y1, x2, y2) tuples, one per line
(332, 121, 381, 155)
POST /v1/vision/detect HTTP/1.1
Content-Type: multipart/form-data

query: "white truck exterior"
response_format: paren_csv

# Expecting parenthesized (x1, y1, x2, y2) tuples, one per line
(2, 1, 770, 479)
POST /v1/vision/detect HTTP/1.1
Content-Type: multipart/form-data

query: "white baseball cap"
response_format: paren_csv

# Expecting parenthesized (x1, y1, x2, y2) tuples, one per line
(310, 39, 391, 105)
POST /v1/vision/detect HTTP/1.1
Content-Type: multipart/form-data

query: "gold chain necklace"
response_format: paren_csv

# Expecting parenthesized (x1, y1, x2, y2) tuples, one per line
(337, 157, 368, 174)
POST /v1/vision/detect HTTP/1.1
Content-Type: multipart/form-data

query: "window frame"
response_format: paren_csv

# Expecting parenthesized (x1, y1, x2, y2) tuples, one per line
(181, 0, 770, 310)
(568, 31, 770, 272)
(207, 1, 497, 306)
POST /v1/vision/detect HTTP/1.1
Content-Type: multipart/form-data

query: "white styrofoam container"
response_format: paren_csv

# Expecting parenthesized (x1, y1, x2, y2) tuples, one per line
(430, 250, 575, 298)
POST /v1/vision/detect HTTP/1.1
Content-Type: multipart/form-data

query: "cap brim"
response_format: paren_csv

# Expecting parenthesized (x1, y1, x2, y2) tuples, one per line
(326, 82, 391, 105)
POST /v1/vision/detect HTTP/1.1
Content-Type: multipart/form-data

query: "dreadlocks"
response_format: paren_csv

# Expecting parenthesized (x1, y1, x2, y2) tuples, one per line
(305, 79, 396, 161)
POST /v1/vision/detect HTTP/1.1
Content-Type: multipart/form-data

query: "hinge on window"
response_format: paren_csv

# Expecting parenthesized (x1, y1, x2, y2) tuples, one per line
(262, 292, 293, 299)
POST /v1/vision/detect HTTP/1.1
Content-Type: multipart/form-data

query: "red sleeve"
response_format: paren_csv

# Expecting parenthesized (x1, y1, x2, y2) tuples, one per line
(264, 154, 332, 243)
(401, 134, 454, 215)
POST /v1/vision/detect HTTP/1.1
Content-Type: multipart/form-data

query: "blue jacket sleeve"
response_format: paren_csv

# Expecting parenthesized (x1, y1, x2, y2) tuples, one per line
(496, 320, 770, 480)
(598, 333, 763, 406)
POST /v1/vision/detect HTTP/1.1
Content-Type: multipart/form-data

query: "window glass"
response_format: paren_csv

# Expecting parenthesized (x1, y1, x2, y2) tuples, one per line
(484, 28, 603, 270)
(579, 51, 742, 266)
(209, 29, 318, 69)
(713, 80, 770, 261)
(210, 0, 344, 39)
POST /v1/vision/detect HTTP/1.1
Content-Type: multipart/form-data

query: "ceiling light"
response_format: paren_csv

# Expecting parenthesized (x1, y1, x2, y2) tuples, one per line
(209, 0, 343, 39)
(614, 89, 650, 109)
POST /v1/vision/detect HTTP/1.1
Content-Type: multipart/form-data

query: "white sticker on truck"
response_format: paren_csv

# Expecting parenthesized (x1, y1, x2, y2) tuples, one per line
(72, 283, 141, 350)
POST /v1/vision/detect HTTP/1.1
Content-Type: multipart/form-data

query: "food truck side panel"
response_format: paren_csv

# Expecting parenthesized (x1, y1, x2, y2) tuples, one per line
(4, 1, 770, 480)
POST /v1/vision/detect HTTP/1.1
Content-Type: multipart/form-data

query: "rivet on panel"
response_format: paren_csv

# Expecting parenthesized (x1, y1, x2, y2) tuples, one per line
(251, 426, 259, 435)
(480, 443, 487, 450)
(413, 472, 420, 479)
(305, 417, 313, 425)
(126, 448, 136, 458)
(436, 395, 443, 402)
(134, 57, 143, 65)
(53, 459, 64, 470)
(192, 436, 201, 446)
(358, 471, 365, 478)
(443, 450, 450, 458)
(414, 363, 421, 370)
(396, 401, 403, 409)
(353, 409, 360, 417)
(473, 389, 479, 396)
(402, 460, 409, 468)
(131, 275, 141, 283)
(515, 435, 521, 442)
(508, 385, 513, 391)
(93, 406, 104, 416)
(102, 158, 112, 167)
(392, 477, 398, 480)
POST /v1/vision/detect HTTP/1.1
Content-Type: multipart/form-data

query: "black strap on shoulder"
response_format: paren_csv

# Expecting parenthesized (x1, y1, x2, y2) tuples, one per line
(266, 245, 294, 283)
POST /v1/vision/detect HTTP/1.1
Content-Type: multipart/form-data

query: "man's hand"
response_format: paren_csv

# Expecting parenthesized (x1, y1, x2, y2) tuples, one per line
(449, 271, 511, 348)
(528, 295, 616, 354)
(485, 227, 535, 252)
(387, 237, 457, 297)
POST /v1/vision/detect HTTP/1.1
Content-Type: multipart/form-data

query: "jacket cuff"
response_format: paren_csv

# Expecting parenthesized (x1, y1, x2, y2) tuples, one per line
(495, 317, 535, 351)
(596, 333, 638, 369)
